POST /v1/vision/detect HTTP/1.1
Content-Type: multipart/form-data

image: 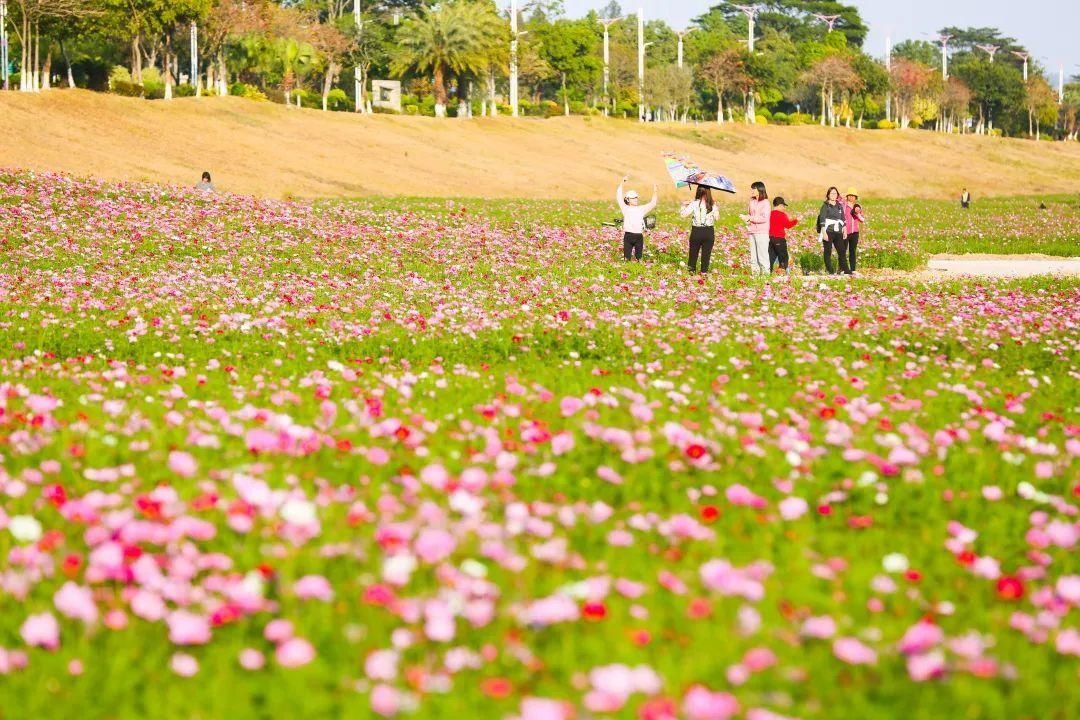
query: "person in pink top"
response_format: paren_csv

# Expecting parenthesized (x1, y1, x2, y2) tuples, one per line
(739, 181, 771, 276)
(843, 187, 866, 273)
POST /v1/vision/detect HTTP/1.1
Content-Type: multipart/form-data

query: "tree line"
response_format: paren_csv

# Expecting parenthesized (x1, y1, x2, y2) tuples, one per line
(4, 0, 1078, 139)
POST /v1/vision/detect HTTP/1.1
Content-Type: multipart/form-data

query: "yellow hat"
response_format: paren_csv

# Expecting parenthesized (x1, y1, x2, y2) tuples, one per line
(845, 188, 859, 198)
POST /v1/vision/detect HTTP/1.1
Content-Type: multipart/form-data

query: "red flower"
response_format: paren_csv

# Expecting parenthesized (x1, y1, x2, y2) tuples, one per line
(819, 407, 836, 419)
(957, 550, 976, 566)
(996, 575, 1025, 601)
(699, 505, 720, 523)
(480, 677, 513, 699)
(629, 629, 652, 646)
(363, 583, 395, 607)
(817, 504, 832, 516)
(335, 438, 353, 452)
(687, 597, 712, 619)
(848, 515, 873, 529)
(37, 529, 64, 552)
(685, 444, 706, 460)
(61, 553, 82, 578)
(905, 569, 922, 583)
(43, 484, 67, 508)
(582, 602, 607, 621)
(638, 696, 678, 720)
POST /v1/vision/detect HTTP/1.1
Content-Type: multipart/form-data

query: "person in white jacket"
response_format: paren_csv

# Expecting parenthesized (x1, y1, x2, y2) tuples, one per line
(680, 185, 720, 273)
(617, 175, 658, 261)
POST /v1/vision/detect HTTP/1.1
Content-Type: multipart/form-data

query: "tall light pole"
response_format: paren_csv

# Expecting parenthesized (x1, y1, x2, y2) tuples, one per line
(885, 34, 892, 122)
(190, 21, 199, 94)
(676, 28, 696, 69)
(1012, 51, 1029, 82)
(0, 1, 8, 91)
(733, 4, 758, 122)
(637, 8, 645, 122)
(354, 0, 364, 112)
(936, 34, 953, 80)
(812, 14, 841, 33)
(1060, 63, 1065, 104)
(511, 0, 520, 117)
(599, 16, 624, 114)
(975, 44, 999, 63)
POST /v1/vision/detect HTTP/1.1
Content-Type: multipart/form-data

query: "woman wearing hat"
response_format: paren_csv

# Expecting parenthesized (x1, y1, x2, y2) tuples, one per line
(616, 175, 658, 261)
(843, 188, 866, 274)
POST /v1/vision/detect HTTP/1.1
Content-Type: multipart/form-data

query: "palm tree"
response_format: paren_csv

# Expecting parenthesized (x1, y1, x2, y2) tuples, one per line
(391, 1, 504, 117)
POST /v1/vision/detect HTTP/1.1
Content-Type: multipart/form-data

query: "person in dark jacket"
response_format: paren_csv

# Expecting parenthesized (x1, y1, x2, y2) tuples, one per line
(816, 186, 850, 275)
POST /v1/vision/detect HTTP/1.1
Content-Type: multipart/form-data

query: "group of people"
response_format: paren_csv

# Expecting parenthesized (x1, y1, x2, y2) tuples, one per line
(616, 176, 866, 277)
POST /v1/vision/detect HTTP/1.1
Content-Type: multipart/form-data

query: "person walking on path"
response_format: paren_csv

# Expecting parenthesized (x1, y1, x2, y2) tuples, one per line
(768, 197, 798, 275)
(616, 175, 658, 261)
(680, 185, 720, 273)
(843, 188, 866, 274)
(817, 186, 850, 275)
(961, 188, 971, 209)
(195, 171, 215, 192)
(740, 181, 771, 276)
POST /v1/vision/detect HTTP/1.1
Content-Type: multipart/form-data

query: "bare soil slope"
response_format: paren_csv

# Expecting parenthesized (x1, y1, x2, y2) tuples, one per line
(4, 90, 1079, 201)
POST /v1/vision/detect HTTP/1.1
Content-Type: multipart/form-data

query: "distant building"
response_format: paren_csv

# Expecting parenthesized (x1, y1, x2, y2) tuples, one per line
(371, 80, 402, 113)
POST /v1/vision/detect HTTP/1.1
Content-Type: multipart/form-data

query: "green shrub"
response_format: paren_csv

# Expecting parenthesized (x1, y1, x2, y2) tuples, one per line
(755, 114, 769, 125)
(108, 66, 131, 89)
(756, 107, 772, 120)
(876, 118, 895, 130)
(541, 100, 561, 118)
(788, 112, 813, 125)
(569, 100, 589, 115)
(175, 84, 196, 98)
(229, 82, 268, 102)
(771, 111, 789, 125)
(404, 104, 419, 115)
(111, 80, 144, 97)
(989, 128, 1003, 137)
(797, 251, 825, 274)
(327, 88, 350, 111)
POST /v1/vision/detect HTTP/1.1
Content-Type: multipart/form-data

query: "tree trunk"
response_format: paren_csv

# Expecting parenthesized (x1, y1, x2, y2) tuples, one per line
(562, 73, 569, 116)
(19, 14, 28, 91)
(60, 40, 74, 88)
(41, 41, 51, 90)
(488, 68, 497, 116)
(716, 93, 724, 124)
(820, 86, 827, 126)
(321, 61, 338, 111)
(217, 51, 228, 96)
(433, 63, 447, 117)
(32, 20, 40, 91)
(164, 33, 173, 100)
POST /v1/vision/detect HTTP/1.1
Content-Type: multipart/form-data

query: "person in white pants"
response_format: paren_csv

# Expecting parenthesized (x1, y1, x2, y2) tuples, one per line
(740, 181, 771, 275)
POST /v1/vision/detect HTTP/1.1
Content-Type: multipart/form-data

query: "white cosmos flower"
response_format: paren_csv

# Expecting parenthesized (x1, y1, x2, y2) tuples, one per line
(9, 515, 43, 544)
(279, 499, 317, 526)
(882, 553, 909, 574)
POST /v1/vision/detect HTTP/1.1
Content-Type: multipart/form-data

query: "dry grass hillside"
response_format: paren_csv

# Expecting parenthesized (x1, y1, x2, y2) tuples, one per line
(3, 89, 1080, 201)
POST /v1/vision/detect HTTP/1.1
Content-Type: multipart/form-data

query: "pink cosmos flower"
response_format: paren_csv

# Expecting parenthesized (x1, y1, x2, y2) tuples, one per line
(264, 619, 294, 644)
(682, 686, 739, 720)
(167, 450, 197, 478)
(275, 637, 316, 668)
(743, 647, 777, 672)
(20, 612, 60, 650)
(294, 575, 334, 602)
(167, 610, 211, 646)
(778, 496, 808, 521)
(833, 637, 877, 665)
(53, 582, 99, 624)
(171, 652, 199, 677)
(906, 650, 946, 681)
(519, 697, 570, 720)
(898, 622, 944, 655)
(365, 649, 398, 681)
(1056, 575, 1080, 605)
(1056, 628, 1080, 656)
(239, 648, 266, 671)
(801, 615, 837, 639)
(371, 684, 401, 717)
(414, 528, 456, 564)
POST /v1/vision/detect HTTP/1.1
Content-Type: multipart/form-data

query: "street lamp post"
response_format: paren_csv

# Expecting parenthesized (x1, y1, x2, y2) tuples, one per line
(812, 14, 841, 33)
(190, 21, 199, 95)
(1012, 51, 1029, 82)
(885, 34, 892, 122)
(0, 0, 8, 91)
(509, 0, 518, 117)
(733, 4, 758, 122)
(599, 16, 624, 114)
(637, 8, 645, 122)
(354, 0, 364, 112)
(1060, 64, 1065, 104)
(676, 28, 696, 69)
(936, 34, 953, 80)
(975, 44, 999, 63)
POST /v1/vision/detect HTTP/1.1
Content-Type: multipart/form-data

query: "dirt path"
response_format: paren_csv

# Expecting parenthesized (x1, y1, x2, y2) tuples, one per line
(927, 256, 1080, 277)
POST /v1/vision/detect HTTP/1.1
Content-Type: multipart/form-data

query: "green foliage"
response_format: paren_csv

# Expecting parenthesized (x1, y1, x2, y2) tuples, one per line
(326, 88, 350, 112)
(229, 83, 268, 102)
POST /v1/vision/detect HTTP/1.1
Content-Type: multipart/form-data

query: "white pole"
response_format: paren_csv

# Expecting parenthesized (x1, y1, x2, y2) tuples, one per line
(600, 17, 622, 114)
(637, 8, 644, 122)
(678, 33, 683, 69)
(1060, 64, 1065, 104)
(735, 5, 757, 121)
(511, 0, 519, 117)
(354, 0, 363, 112)
(939, 35, 951, 80)
(885, 34, 892, 122)
(190, 22, 198, 95)
(0, 1, 7, 91)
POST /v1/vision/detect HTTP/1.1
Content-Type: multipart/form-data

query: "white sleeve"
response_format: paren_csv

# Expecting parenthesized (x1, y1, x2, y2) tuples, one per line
(679, 201, 694, 218)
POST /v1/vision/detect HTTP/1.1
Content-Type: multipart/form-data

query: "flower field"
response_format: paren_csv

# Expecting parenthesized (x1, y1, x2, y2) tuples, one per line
(0, 171, 1078, 720)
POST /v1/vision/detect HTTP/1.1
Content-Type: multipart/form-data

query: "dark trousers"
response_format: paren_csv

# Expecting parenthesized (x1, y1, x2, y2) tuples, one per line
(823, 230, 851, 274)
(847, 232, 860, 272)
(623, 232, 644, 261)
(688, 226, 715, 272)
(768, 236, 789, 271)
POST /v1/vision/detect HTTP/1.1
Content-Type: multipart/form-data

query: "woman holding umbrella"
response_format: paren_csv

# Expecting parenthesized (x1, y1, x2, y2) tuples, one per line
(680, 185, 720, 273)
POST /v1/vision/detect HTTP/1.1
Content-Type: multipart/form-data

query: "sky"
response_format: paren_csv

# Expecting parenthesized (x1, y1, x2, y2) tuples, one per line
(546, 0, 1079, 81)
